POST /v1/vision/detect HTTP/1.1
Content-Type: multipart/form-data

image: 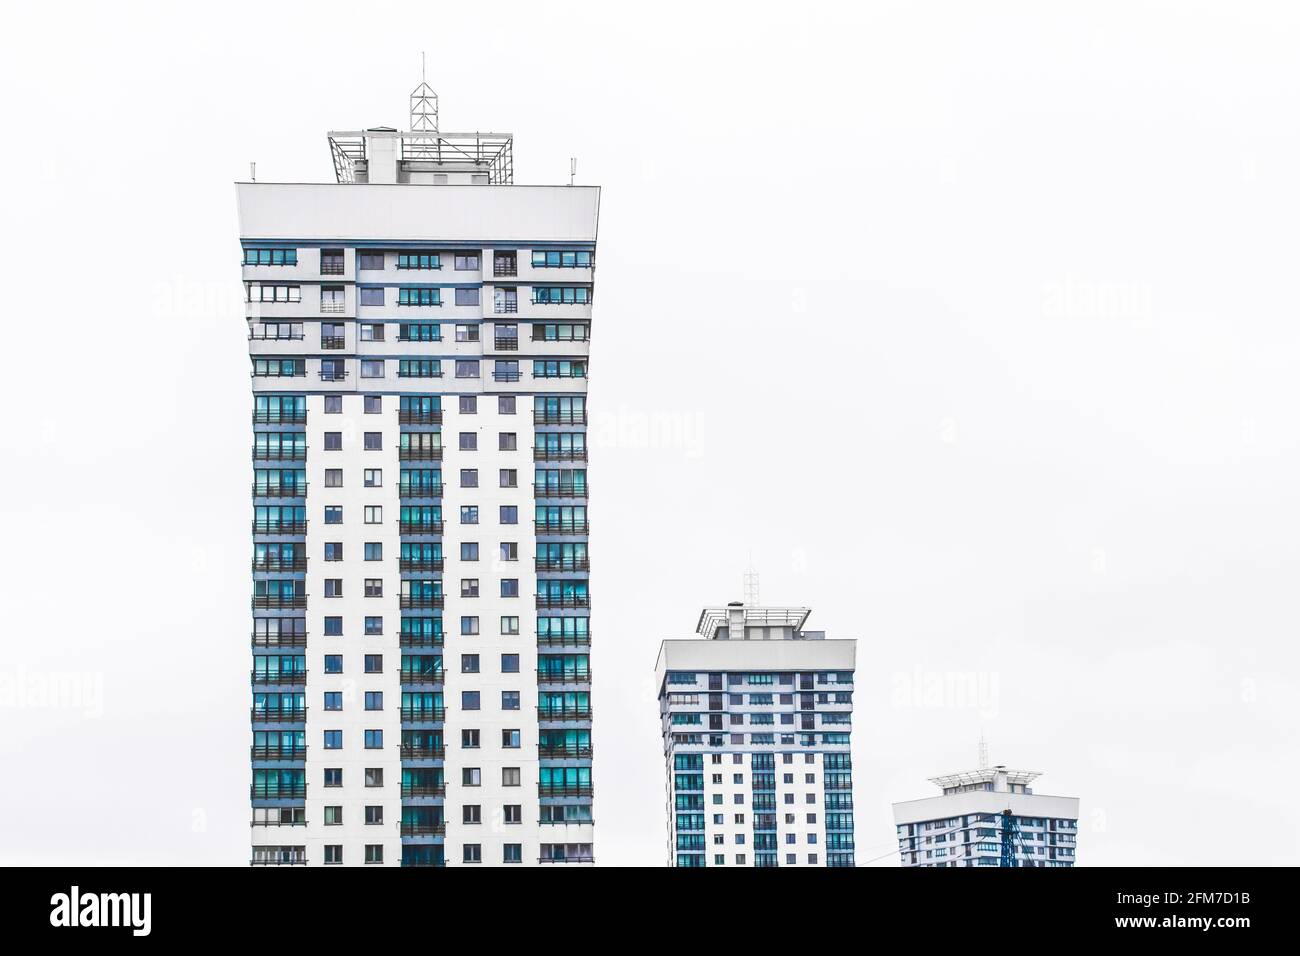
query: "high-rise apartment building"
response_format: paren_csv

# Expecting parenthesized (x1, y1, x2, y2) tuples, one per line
(241, 82, 598, 867)
(893, 765, 1079, 867)
(654, 603, 857, 867)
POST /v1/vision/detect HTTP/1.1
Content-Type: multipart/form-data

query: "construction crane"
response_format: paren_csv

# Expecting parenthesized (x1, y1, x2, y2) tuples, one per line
(999, 808, 1031, 867)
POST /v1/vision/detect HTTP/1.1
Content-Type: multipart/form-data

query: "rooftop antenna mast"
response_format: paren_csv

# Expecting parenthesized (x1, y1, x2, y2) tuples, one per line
(408, 53, 440, 160)
(743, 558, 760, 607)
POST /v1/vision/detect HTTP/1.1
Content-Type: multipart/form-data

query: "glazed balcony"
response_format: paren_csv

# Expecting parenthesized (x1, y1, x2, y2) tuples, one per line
(534, 410, 587, 425)
(533, 446, 588, 462)
(398, 447, 444, 462)
(251, 594, 308, 610)
(536, 632, 592, 648)
(534, 484, 588, 499)
(398, 409, 443, 425)
(538, 743, 593, 759)
(398, 520, 445, 535)
(400, 706, 447, 722)
(537, 668, 591, 684)
(251, 669, 308, 686)
(399, 557, 445, 573)
(252, 520, 308, 535)
(251, 556, 307, 572)
(251, 707, 308, 723)
(399, 485, 443, 499)
(252, 446, 307, 461)
(534, 521, 589, 536)
(400, 821, 447, 837)
(252, 631, 307, 648)
(538, 704, 593, 721)
(537, 782, 593, 797)
(400, 782, 447, 798)
(252, 410, 307, 424)
(400, 744, 446, 761)
(400, 595, 445, 610)
(252, 484, 307, 498)
(250, 745, 307, 760)
(399, 632, 444, 648)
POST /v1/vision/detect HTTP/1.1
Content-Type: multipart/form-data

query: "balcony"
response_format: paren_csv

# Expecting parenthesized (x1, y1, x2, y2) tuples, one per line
(249, 785, 306, 799)
(493, 370, 521, 382)
(534, 410, 587, 425)
(252, 521, 308, 535)
(251, 670, 307, 686)
(493, 259, 517, 278)
(251, 708, 307, 723)
(399, 558, 444, 573)
(251, 746, 307, 760)
(400, 669, 444, 685)
(534, 521, 589, 536)
(321, 336, 346, 349)
(399, 485, 443, 499)
(400, 783, 447, 797)
(399, 521, 445, 535)
(398, 447, 443, 462)
(400, 822, 447, 837)
(538, 744, 593, 759)
(400, 595, 444, 610)
(400, 744, 446, 761)
(538, 705, 593, 721)
(536, 632, 592, 647)
(534, 484, 588, 499)
(252, 484, 307, 498)
(538, 783, 594, 797)
(494, 300, 519, 314)
(535, 557, 590, 573)
(320, 299, 346, 314)
(533, 447, 587, 462)
(399, 633, 444, 648)
(536, 594, 590, 609)
(248, 329, 305, 341)
(537, 668, 591, 684)
(319, 369, 348, 381)
(252, 447, 307, 461)
(493, 336, 519, 351)
(252, 410, 307, 424)
(252, 631, 307, 648)
(320, 258, 345, 276)
(401, 706, 446, 722)
(398, 410, 443, 425)
(252, 595, 308, 610)
(252, 557, 307, 572)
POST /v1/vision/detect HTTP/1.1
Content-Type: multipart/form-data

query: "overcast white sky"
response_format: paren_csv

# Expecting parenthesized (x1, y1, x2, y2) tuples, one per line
(1, 0, 1298, 865)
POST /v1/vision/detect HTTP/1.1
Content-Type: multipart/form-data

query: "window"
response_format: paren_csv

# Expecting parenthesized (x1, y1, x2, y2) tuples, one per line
(531, 250, 592, 268)
(462, 768, 481, 787)
(454, 254, 480, 271)
(502, 730, 521, 750)
(397, 287, 441, 306)
(460, 542, 479, 561)
(503, 843, 522, 864)
(502, 767, 521, 787)
(365, 768, 384, 787)
(459, 395, 477, 415)
(398, 253, 440, 270)
(324, 579, 342, 598)
(324, 468, 343, 488)
(460, 468, 478, 488)
(364, 469, 382, 488)
(243, 247, 298, 266)
(463, 805, 481, 824)
(324, 768, 342, 787)
(501, 654, 520, 673)
(324, 806, 342, 826)
(324, 542, 343, 561)
(462, 729, 480, 748)
(360, 360, 385, 379)
(461, 616, 479, 636)
(459, 432, 477, 451)
(463, 844, 481, 864)
(358, 253, 384, 271)
(324, 692, 342, 711)
(461, 654, 480, 673)
(323, 730, 342, 749)
(364, 655, 382, 673)
(365, 579, 383, 598)
(364, 395, 382, 414)
(359, 323, 384, 342)
(365, 844, 384, 865)
(324, 506, 342, 524)
(364, 729, 383, 749)
(461, 579, 479, 598)
(499, 543, 518, 562)
(532, 359, 587, 379)
(324, 655, 343, 674)
(500, 616, 519, 636)
(324, 395, 342, 414)
(364, 506, 382, 524)
(460, 506, 478, 524)
(358, 287, 385, 306)
(499, 506, 518, 524)
(493, 360, 519, 381)
(324, 616, 343, 636)
(398, 359, 441, 378)
(455, 360, 480, 379)
(399, 322, 440, 342)
(324, 845, 342, 865)
(500, 579, 519, 598)
(365, 805, 383, 825)
(363, 432, 382, 451)
(501, 691, 520, 711)
(324, 432, 343, 451)
(246, 283, 302, 303)
(532, 286, 591, 305)
(455, 324, 480, 342)
(498, 396, 516, 415)
(454, 288, 480, 306)
(364, 691, 383, 711)
(364, 543, 383, 562)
